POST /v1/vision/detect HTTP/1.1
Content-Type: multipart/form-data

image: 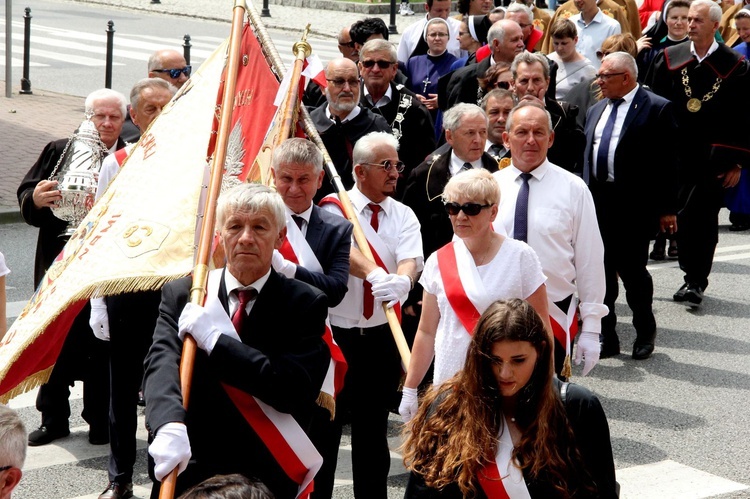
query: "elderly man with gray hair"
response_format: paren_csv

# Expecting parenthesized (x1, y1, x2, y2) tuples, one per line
(319, 131, 423, 498)
(0, 405, 26, 499)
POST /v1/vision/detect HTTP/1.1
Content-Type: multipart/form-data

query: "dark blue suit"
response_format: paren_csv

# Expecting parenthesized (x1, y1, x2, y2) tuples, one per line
(583, 85, 678, 348)
(293, 205, 352, 308)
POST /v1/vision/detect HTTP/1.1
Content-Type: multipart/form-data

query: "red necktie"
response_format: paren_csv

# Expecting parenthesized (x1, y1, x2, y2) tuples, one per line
(231, 288, 257, 334)
(363, 203, 381, 319)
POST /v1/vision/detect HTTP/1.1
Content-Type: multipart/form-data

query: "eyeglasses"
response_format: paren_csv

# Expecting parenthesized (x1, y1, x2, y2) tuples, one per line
(362, 160, 406, 173)
(427, 32, 450, 38)
(594, 72, 625, 81)
(326, 78, 360, 88)
(338, 40, 356, 48)
(444, 202, 492, 216)
(361, 59, 394, 69)
(0, 465, 12, 472)
(494, 80, 511, 89)
(152, 66, 191, 79)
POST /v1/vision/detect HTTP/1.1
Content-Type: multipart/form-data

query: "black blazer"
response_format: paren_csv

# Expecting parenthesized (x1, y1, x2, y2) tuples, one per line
(583, 85, 679, 233)
(144, 269, 330, 498)
(294, 205, 353, 307)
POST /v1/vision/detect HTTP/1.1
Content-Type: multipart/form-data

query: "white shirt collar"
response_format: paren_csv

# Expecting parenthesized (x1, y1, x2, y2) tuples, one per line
(349, 184, 394, 217)
(449, 150, 484, 176)
(364, 84, 393, 107)
(690, 39, 719, 62)
(285, 203, 313, 223)
(328, 105, 361, 123)
(508, 159, 550, 181)
(224, 267, 271, 296)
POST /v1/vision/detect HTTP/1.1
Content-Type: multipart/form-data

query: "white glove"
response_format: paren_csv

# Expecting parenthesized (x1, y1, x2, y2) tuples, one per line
(149, 422, 192, 482)
(89, 297, 110, 341)
(365, 267, 389, 286)
(399, 386, 419, 423)
(178, 302, 238, 355)
(371, 274, 411, 309)
(272, 249, 297, 279)
(574, 331, 601, 376)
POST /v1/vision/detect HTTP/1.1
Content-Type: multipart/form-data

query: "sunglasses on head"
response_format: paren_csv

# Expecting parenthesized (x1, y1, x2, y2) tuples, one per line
(361, 59, 394, 69)
(444, 202, 492, 216)
(152, 66, 192, 79)
(362, 160, 406, 173)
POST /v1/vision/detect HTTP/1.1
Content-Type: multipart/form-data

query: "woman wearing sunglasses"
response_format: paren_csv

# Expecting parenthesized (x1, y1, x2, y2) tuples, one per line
(400, 169, 551, 423)
(402, 298, 617, 498)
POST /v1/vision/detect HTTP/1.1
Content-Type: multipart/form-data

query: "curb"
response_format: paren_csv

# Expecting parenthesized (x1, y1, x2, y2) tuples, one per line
(0, 208, 22, 225)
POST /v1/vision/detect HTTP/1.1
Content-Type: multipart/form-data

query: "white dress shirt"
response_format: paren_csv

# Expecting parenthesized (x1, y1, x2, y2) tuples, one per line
(592, 84, 638, 182)
(364, 84, 393, 108)
(322, 186, 424, 328)
(285, 204, 313, 237)
(493, 160, 607, 333)
(449, 151, 484, 176)
(572, 9, 621, 70)
(224, 267, 270, 317)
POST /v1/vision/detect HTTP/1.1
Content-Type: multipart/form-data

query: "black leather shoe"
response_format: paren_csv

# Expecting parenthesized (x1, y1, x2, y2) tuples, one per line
(98, 482, 133, 499)
(28, 425, 70, 446)
(89, 427, 109, 445)
(632, 342, 655, 360)
(684, 284, 704, 306)
(673, 283, 689, 302)
(600, 340, 621, 359)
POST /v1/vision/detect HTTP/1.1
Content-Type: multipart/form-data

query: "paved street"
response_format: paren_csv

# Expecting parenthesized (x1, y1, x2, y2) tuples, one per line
(1, 0, 750, 497)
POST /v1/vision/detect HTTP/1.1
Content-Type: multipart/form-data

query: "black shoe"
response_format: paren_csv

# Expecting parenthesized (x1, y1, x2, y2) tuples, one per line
(684, 284, 704, 306)
(600, 339, 620, 359)
(673, 283, 689, 302)
(729, 223, 750, 232)
(28, 425, 70, 446)
(98, 481, 133, 499)
(89, 426, 109, 445)
(667, 241, 678, 258)
(632, 342, 655, 360)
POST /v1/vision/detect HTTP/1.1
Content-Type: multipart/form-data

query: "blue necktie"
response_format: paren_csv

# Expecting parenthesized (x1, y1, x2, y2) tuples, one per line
(596, 98, 624, 182)
(514, 173, 533, 243)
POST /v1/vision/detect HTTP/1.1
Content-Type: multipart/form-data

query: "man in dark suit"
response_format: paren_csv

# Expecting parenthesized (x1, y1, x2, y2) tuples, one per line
(270, 138, 352, 499)
(481, 88, 516, 161)
(143, 184, 331, 499)
(583, 52, 679, 360)
(17, 88, 128, 447)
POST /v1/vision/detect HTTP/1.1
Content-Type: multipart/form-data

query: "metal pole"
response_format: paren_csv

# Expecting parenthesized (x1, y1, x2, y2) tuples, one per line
(105, 20, 114, 89)
(20, 7, 32, 94)
(389, 0, 398, 35)
(261, 0, 271, 17)
(183, 34, 191, 66)
(5, 0, 11, 98)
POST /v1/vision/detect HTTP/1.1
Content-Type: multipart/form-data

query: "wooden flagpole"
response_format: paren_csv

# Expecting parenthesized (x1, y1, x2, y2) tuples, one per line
(158, 1, 247, 497)
(244, 4, 411, 368)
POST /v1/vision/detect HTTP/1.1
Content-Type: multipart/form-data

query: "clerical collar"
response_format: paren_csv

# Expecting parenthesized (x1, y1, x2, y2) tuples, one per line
(328, 105, 361, 123)
(225, 267, 271, 296)
(285, 204, 313, 225)
(365, 84, 393, 107)
(690, 39, 719, 63)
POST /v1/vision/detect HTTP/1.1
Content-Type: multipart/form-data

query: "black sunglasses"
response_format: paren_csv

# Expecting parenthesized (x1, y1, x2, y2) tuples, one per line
(362, 160, 406, 173)
(338, 40, 356, 48)
(362, 59, 394, 69)
(152, 66, 192, 79)
(444, 202, 492, 216)
(494, 81, 511, 89)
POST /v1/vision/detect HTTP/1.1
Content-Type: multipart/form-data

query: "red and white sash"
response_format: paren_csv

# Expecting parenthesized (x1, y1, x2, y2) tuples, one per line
(319, 195, 402, 320)
(478, 417, 531, 499)
(436, 240, 492, 337)
(205, 270, 322, 498)
(548, 296, 578, 357)
(114, 146, 129, 167)
(278, 216, 348, 401)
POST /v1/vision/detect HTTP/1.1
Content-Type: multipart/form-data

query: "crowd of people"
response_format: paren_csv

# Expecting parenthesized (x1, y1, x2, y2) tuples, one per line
(8, 0, 750, 496)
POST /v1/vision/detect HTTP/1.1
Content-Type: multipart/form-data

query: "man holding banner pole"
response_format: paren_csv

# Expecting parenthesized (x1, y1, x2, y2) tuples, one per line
(143, 183, 330, 498)
(319, 131, 423, 498)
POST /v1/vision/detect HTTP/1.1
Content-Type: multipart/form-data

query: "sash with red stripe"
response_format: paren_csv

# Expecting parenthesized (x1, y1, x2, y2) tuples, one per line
(478, 417, 531, 498)
(318, 195, 402, 321)
(278, 217, 347, 399)
(436, 242, 482, 336)
(114, 146, 129, 167)
(205, 270, 322, 498)
(548, 295, 578, 355)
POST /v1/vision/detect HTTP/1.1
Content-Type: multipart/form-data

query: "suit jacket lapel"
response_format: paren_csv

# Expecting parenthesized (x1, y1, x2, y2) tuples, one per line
(219, 268, 230, 316)
(426, 151, 452, 202)
(305, 206, 324, 255)
(619, 87, 646, 145)
(584, 100, 608, 184)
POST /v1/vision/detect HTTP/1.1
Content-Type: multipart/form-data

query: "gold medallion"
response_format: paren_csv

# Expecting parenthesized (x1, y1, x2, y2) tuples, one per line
(687, 98, 701, 113)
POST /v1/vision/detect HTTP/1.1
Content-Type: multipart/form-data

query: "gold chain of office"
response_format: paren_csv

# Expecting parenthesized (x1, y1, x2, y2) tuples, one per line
(681, 67, 722, 113)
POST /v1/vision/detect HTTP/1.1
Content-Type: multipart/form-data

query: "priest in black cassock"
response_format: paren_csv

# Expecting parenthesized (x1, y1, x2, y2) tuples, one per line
(310, 58, 391, 203)
(358, 39, 436, 200)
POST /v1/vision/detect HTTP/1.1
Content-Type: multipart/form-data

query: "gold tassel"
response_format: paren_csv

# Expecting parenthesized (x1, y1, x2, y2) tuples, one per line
(0, 366, 54, 404)
(316, 391, 336, 421)
(561, 354, 572, 380)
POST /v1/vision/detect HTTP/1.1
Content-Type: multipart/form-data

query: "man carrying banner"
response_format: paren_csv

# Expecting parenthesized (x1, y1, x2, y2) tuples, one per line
(88, 77, 177, 499)
(270, 138, 353, 499)
(143, 183, 330, 498)
(493, 101, 606, 378)
(319, 131, 423, 498)
(17, 88, 128, 447)
(310, 58, 391, 202)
